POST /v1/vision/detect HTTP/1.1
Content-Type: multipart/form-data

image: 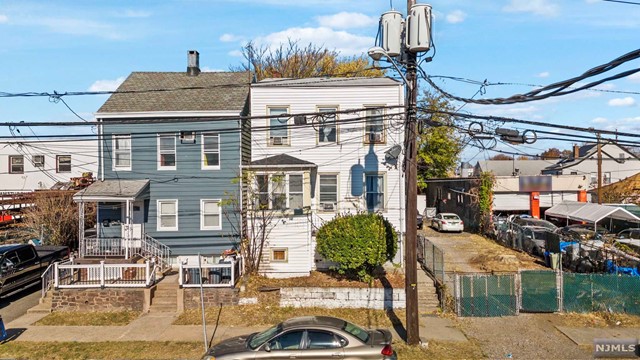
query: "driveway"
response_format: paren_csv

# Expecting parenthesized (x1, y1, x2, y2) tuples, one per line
(420, 226, 545, 273)
(0, 283, 41, 323)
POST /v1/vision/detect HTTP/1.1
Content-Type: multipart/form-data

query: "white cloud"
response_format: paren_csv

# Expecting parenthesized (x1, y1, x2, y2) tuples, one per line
(628, 72, 640, 83)
(0, 14, 8, 23)
(608, 97, 636, 107)
(446, 10, 466, 24)
(220, 33, 244, 42)
(89, 76, 125, 92)
(254, 27, 374, 56)
(22, 17, 126, 40)
(228, 50, 243, 57)
(536, 71, 550, 78)
(316, 12, 376, 29)
(503, 0, 559, 17)
(592, 117, 608, 124)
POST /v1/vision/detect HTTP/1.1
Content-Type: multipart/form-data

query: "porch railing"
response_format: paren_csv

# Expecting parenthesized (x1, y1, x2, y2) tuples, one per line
(54, 260, 157, 289)
(179, 257, 243, 288)
(140, 234, 171, 272)
(82, 236, 135, 258)
(81, 234, 171, 272)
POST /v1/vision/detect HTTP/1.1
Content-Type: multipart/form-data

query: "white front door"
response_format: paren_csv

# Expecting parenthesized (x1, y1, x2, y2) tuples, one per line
(122, 201, 144, 252)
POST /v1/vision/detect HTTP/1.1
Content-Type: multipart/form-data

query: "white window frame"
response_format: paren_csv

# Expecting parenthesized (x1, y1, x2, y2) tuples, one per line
(201, 133, 221, 170)
(270, 248, 288, 263)
(268, 106, 290, 146)
(9, 155, 24, 174)
(318, 174, 338, 212)
(317, 106, 338, 144)
(56, 155, 71, 173)
(113, 134, 132, 171)
(365, 173, 386, 212)
(200, 199, 222, 230)
(254, 173, 304, 211)
(32, 155, 45, 168)
(364, 107, 386, 144)
(157, 134, 177, 170)
(157, 199, 178, 231)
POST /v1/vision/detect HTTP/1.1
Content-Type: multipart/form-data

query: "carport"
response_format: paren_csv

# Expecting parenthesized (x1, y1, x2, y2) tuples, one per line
(544, 201, 640, 230)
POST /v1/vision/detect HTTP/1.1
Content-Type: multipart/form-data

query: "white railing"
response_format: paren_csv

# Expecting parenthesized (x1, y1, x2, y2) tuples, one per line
(140, 234, 171, 271)
(82, 236, 139, 258)
(54, 260, 156, 289)
(41, 258, 73, 298)
(178, 257, 243, 288)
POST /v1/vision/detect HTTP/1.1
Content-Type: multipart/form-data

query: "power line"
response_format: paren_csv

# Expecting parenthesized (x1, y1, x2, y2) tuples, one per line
(602, 0, 640, 5)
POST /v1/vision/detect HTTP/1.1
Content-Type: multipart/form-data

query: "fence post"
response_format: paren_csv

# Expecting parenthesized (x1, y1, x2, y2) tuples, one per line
(100, 260, 105, 288)
(432, 243, 435, 273)
(145, 260, 151, 287)
(455, 274, 460, 316)
(515, 271, 521, 315)
(231, 259, 236, 285)
(178, 261, 183, 286)
(557, 269, 563, 312)
(54, 262, 59, 289)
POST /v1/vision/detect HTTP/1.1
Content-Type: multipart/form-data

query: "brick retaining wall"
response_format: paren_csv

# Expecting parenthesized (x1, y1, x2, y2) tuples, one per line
(51, 288, 146, 312)
(280, 287, 406, 310)
(182, 288, 240, 309)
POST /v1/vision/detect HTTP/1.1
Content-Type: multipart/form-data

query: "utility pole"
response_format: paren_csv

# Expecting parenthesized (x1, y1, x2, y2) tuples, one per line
(404, 0, 420, 346)
(597, 132, 603, 204)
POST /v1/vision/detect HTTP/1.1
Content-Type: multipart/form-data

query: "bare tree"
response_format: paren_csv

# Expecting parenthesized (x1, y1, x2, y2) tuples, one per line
(221, 172, 286, 275)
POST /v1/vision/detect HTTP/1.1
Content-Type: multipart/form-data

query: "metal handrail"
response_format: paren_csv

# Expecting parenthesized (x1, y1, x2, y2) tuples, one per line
(41, 258, 73, 298)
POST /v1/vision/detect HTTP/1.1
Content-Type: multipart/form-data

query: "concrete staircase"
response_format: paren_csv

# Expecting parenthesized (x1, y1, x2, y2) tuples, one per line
(417, 263, 441, 314)
(27, 293, 53, 314)
(149, 273, 179, 313)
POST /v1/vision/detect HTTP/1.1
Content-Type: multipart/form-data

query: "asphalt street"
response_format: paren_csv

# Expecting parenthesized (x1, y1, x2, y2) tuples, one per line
(0, 283, 41, 324)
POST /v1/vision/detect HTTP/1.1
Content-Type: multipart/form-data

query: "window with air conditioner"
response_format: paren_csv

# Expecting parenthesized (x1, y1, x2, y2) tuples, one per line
(318, 107, 337, 143)
(32, 155, 45, 168)
(9, 155, 24, 174)
(56, 155, 71, 173)
(113, 134, 131, 170)
(202, 133, 220, 169)
(364, 107, 385, 144)
(269, 107, 289, 146)
(319, 174, 338, 211)
(365, 174, 385, 212)
(158, 134, 176, 170)
(180, 131, 196, 144)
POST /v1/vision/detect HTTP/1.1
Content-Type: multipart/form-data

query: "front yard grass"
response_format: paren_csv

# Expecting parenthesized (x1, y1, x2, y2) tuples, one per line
(35, 311, 141, 326)
(0, 340, 481, 360)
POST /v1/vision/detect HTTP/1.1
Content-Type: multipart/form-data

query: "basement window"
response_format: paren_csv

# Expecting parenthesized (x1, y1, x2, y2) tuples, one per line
(271, 248, 288, 262)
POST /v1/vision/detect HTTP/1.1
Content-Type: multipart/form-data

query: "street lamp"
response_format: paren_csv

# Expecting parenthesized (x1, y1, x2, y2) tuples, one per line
(367, 46, 409, 85)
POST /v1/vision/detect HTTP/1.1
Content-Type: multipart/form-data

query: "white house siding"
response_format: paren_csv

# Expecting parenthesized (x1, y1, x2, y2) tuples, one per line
(259, 217, 312, 278)
(555, 144, 640, 187)
(0, 139, 98, 193)
(251, 79, 406, 277)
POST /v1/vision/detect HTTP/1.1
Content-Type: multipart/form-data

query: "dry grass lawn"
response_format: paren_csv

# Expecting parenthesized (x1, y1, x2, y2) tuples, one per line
(555, 312, 640, 328)
(35, 311, 141, 326)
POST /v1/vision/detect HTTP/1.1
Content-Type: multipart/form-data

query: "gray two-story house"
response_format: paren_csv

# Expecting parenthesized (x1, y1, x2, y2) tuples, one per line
(74, 52, 250, 266)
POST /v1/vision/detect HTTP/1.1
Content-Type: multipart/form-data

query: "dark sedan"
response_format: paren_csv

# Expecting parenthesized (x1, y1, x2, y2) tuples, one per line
(202, 316, 396, 360)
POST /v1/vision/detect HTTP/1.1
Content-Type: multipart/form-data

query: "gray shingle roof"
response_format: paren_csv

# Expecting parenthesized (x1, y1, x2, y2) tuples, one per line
(73, 180, 150, 201)
(252, 77, 401, 87)
(250, 154, 316, 168)
(97, 72, 250, 113)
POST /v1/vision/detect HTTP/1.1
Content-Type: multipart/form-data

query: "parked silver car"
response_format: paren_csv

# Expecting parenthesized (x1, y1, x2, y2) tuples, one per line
(202, 316, 396, 360)
(431, 213, 464, 232)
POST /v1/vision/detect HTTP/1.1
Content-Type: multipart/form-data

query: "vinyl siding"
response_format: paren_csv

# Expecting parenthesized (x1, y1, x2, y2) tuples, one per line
(100, 118, 243, 256)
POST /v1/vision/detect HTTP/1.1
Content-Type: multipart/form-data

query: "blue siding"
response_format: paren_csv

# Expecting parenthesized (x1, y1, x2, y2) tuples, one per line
(100, 119, 243, 256)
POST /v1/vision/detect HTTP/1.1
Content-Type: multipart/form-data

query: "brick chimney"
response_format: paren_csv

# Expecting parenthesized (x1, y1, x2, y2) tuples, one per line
(187, 50, 200, 76)
(573, 144, 580, 159)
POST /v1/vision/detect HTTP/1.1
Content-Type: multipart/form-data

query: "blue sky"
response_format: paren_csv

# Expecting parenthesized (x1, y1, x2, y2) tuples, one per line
(1, 0, 639, 161)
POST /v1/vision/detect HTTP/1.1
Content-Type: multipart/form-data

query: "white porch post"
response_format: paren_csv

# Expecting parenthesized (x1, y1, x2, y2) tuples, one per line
(78, 202, 85, 258)
(125, 200, 131, 259)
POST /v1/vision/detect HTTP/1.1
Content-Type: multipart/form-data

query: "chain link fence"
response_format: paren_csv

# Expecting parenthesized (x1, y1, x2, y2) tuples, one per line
(455, 273, 518, 317)
(563, 273, 640, 314)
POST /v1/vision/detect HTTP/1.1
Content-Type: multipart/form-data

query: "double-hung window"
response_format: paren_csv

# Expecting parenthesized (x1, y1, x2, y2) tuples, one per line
(9, 155, 24, 174)
(269, 107, 289, 146)
(318, 107, 337, 143)
(56, 155, 71, 173)
(157, 200, 178, 231)
(202, 133, 220, 169)
(365, 174, 385, 212)
(319, 174, 338, 212)
(364, 107, 385, 144)
(256, 174, 270, 209)
(113, 135, 131, 170)
(288, 175, 304, 210)
(254, 174, 304, 211)
(158, 134, 176, 170)
(272, 175, 287, 211)
(201, 200, 221, 230)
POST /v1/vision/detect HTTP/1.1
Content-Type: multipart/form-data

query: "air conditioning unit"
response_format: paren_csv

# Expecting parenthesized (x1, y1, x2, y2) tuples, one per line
(271, 137, 284, 145)
(320, 203, 335, 211)
(369, 133, 383, 143)
(180, 131, 196, 143)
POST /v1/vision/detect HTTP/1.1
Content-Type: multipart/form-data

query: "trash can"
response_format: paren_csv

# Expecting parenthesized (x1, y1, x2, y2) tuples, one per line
(0, 315, 7, 341)
(218, 259, 232, 283)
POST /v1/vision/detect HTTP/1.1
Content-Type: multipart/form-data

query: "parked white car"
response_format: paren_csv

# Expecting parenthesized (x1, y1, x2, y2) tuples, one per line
(431, 213, 464, 232)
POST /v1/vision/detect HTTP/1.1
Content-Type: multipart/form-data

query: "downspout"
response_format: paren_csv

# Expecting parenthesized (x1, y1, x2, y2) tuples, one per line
(99, 119, 104, 181)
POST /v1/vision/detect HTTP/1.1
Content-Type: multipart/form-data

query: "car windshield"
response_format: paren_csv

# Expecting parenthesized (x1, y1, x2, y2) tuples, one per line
(443, 215, 459, 220)
(248, 324, 281, 349)
(342, 321, 370, 343)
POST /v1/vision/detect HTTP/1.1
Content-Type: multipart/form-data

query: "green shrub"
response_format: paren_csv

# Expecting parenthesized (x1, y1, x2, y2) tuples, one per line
(316, 212, 398, 282)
